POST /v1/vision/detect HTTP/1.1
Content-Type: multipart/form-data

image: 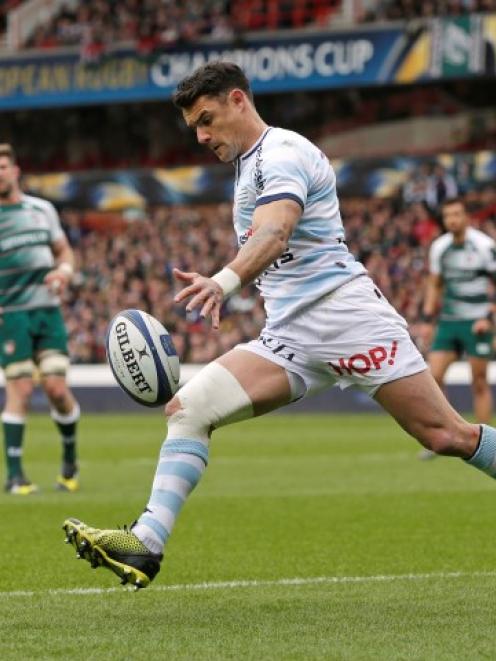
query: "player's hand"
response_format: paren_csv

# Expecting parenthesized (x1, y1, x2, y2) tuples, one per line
(472, 318, 492, 334)
(44, 268, 71, 294)
(173, 268, 224, 329)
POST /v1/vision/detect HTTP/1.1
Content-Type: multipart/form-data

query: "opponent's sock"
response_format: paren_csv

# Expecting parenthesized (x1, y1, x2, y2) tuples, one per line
(132, 439, 207, 554)
(465, 424, 496, 478)
(51, 403, 80, 470)
(2, 412, 26, 479)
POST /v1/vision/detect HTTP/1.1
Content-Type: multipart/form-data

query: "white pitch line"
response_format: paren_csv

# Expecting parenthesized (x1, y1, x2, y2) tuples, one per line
(2, 570, 496, 599)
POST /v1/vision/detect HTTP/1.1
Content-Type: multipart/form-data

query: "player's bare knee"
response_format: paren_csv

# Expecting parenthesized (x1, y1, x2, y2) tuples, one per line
(43, 380, 70, 408)
(6, 377, 34, 405)
(164, 396, 182, 418)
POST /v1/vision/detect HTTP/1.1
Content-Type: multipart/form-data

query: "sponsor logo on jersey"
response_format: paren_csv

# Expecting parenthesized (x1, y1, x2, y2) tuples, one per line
(0, 230, 50, 253)
(3, 340, 15, 355)
(254, 143, 265, 194)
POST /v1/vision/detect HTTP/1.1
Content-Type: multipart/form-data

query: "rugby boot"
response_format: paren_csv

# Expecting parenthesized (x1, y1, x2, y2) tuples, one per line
(5, 474, 39, 495)
(56, 462, 79, 492)
(62, 517, 162, 589)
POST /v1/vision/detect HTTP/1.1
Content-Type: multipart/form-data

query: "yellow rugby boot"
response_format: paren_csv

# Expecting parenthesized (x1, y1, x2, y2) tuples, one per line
(62, 518, 162, 589)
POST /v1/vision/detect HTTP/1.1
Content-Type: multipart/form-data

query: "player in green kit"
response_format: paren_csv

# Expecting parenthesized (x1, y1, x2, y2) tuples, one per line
(0, 144, 80, 494)
(420, 197, 495, 458)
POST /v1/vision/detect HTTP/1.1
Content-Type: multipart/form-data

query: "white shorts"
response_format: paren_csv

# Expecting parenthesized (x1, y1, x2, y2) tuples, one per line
(237, 275, 426, 398)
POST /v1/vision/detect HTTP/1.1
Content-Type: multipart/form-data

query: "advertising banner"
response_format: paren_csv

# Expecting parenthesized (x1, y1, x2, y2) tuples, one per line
(22, 150, 496, 207)
(0, 16, 493, 111)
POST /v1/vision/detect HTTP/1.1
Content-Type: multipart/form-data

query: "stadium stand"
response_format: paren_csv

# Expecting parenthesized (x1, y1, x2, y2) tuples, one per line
(21, 0, 342, 51)
(57, 179, 496, 365)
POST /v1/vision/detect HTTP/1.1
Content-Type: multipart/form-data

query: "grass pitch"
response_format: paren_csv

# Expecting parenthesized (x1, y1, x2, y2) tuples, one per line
(0, 412, 495, 659)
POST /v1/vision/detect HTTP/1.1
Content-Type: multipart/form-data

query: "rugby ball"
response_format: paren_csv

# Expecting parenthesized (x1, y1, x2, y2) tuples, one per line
(106, 309, 180, 407)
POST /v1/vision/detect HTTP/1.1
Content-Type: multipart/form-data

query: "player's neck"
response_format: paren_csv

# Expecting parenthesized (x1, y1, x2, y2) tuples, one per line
(240, 118, 269, 155)
(0, 189, 21, 206)
(452, 230, 466, 244)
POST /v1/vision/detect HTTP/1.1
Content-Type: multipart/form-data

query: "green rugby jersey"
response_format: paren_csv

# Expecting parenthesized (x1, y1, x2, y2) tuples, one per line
(429, 227, 496, 320)
(0, 194, 65, 312)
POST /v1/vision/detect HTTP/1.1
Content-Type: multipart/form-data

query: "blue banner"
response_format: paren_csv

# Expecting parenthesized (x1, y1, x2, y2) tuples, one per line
(22, 150, 496, 208)
(0, 17, 491, 111)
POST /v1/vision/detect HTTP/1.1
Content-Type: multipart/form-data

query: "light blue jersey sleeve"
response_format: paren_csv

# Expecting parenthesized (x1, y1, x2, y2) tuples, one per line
(254, 139, 310, 210)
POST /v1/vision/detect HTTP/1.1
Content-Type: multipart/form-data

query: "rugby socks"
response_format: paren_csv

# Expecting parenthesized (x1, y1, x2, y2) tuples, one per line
(465, 424, 496, 478)
(2, 412, 26, 479)
(132, 439, 207, 555)
(51, 403, 80, 472)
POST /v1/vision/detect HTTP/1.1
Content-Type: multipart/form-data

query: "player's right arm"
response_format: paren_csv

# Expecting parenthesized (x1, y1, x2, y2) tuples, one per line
(174, 198, 301, 329)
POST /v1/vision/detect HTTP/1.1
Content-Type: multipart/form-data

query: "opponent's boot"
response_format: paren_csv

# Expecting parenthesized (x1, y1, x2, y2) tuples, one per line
(62, 517, 162, 589)
(5, 474, 39, 495)
(56, 463, 79, 492)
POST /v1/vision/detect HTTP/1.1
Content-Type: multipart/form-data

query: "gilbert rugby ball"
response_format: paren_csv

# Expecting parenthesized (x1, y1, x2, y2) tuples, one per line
(106, 309, 180, 407)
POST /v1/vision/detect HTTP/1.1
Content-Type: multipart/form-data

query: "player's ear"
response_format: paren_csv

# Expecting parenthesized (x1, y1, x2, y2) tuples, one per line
(229, 88, 246, 109)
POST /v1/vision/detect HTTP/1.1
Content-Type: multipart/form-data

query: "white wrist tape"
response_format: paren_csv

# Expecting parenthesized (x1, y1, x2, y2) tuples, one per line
(58, 262, 74, 278)
(211, 267, 241, 298)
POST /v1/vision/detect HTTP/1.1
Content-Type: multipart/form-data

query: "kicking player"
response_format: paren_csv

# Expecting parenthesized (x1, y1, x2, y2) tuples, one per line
(0, 144, 80, 494)
(419, 197, 495, 459)
(63, 63, 496, 589)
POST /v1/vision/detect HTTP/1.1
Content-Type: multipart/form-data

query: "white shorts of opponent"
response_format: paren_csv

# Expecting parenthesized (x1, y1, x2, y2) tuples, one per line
(237, 275, 427, 399)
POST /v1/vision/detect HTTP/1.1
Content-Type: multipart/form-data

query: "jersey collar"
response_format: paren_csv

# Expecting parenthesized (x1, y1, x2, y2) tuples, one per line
(240, 127, 273, 161)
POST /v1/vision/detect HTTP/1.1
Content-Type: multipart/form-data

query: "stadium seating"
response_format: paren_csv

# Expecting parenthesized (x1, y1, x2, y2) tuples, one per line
(58, 185, 496, 364)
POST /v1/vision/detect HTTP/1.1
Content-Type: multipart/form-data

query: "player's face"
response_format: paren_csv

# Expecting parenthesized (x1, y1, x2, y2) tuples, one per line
(182, 92, 247, 163)
(442, 202, 467, 235)
(0, 156, 19, 199)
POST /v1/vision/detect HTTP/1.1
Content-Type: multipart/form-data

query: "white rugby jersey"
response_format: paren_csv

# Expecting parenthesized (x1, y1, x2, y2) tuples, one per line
(233, 127, 365, 329)
(429, 226, 496, 320)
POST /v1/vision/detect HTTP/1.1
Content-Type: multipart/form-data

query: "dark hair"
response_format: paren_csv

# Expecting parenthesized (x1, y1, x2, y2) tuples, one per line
(441, 196, 465, 210)
(172, 61, 253, 109)
(0, 143, 16, 164)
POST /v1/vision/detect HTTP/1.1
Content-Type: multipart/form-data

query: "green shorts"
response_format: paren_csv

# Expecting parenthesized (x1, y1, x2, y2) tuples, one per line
(431, 319, 493, 359)
(0, 307, 68, 367)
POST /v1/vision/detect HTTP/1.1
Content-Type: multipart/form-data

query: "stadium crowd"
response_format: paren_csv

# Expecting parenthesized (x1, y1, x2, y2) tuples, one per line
(59, 180, 496, 364)
(18, 0, 496, 52)
(361, 0, 496, 22)
(25, 0, 340, 52)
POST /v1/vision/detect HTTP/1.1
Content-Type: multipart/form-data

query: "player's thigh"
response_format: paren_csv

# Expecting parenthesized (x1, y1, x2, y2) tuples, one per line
(0, 311, 33, 366)
(216, 348, 293, 417)
(428, 350, 457, 383)
(32, 307, 69, 357)
(374, 369, 465, 438)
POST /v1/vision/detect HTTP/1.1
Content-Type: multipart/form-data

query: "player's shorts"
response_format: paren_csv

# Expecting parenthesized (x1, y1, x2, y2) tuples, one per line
(237, 275, 427, 398)
(0, 307, 68, 368)
(431, 319, 493, 359)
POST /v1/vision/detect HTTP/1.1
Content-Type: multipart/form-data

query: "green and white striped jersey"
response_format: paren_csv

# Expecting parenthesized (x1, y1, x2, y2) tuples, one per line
(429, 227, 496, 320)
(0, 194, 64, 312)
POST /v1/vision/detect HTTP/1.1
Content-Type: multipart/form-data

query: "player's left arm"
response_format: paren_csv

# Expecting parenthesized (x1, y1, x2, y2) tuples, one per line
(174, 198, 301, 329)
(44, 235, 75, 294)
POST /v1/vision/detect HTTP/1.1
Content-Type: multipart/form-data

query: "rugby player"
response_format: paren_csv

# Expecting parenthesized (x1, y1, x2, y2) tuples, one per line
(0, 144, 80, 494)
(419, 197, 495, 459)
(63, 63, 496, 589)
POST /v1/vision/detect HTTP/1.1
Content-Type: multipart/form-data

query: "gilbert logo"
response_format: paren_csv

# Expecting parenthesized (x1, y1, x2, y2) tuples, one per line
(329, 341, 398, 376)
